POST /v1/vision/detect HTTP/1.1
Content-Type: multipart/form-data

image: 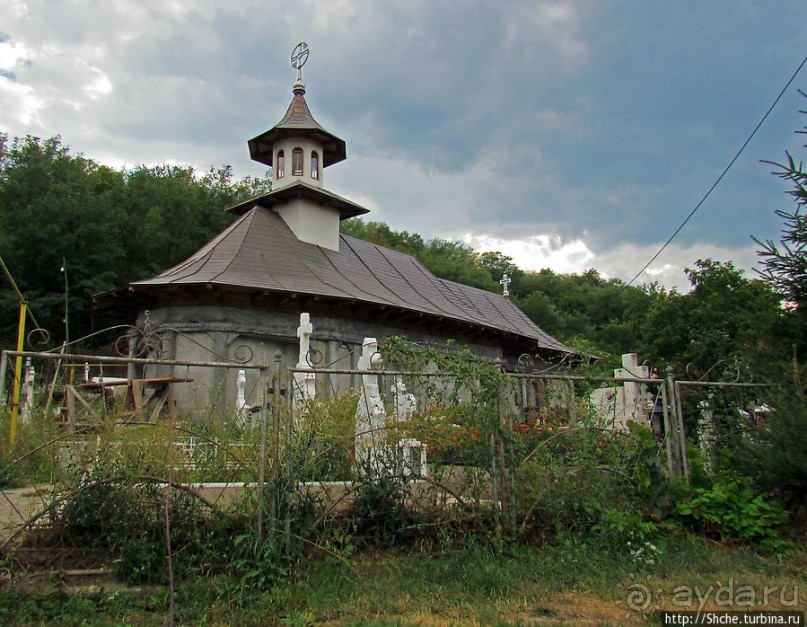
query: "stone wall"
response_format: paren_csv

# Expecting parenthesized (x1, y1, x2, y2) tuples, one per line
(134, 305, 508, 414)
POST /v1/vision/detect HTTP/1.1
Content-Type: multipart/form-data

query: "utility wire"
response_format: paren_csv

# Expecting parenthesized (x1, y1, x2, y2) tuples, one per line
(622, 54, 807, 291)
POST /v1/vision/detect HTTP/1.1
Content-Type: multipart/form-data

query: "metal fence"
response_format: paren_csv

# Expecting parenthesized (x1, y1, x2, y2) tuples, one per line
(0, 346, 773, 550)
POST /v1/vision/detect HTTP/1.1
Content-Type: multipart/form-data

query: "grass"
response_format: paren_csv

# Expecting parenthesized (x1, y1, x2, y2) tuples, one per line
(1, 533, 804, 625)
(1, 399, 803, 624)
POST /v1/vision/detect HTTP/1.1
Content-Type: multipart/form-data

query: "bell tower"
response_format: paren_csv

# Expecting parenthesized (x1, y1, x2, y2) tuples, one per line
(247, 43, 346, 193)
(241, 43, 364, 251)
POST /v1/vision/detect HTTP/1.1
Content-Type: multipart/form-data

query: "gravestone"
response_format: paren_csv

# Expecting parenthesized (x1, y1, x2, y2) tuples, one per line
(20, 358, 34, 424)
(391, 376, 416, 420)
(292, 313, 317, 410)
(590, 353, 652, 430)
(355, 338, 387, 475)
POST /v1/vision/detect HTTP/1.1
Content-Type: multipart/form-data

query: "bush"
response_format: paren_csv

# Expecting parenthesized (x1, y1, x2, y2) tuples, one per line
(57, 479, 221, 584)
(675, 480, 790, 552)
(292, 393, 358, 481)
(348, 473, 423, 548)
(0, 409, 63, 488)
(737, 386, 807, 506)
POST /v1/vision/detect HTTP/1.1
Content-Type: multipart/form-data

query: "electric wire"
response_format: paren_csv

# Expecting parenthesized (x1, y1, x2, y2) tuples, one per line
(622, 54, 807, 291)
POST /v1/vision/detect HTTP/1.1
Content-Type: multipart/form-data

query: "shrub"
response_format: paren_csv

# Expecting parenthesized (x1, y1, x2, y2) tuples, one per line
(675, 480, 789, 552)
(56, 479, 220, 584)
(292, 393, 358, 481)
(348, 473, 423, 548)
(736, 386, 807, 506)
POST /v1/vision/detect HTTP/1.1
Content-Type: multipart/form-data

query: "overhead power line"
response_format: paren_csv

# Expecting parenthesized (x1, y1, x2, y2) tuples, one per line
(622, 54, 807, 291)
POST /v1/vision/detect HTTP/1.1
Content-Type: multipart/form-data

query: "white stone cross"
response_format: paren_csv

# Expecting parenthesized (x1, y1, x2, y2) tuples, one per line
(500, 273, 511, 297)
(293, 313, 316, 411)
(236, 369, 248, 411)
(296, 312, 313, 368)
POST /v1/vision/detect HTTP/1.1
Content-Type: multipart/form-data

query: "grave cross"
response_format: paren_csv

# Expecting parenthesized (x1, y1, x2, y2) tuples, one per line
(500, 273, 511, 297)
(296, 312, 313, 368)
(293, 313, 317, 411)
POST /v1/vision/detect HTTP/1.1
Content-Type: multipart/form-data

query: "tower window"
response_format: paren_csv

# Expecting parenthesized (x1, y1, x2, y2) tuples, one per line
(311, 151, 319, 180)
(292, 148, 304, 176)
(276, 150, 285, 178)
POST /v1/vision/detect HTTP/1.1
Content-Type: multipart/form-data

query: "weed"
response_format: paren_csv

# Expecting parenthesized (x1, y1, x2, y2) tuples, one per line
(676, 479, 793, 554)
(348, 472, 423, 548)
(230, 535, 289, 592)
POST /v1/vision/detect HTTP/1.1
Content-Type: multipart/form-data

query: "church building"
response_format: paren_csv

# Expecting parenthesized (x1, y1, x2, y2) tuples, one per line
(93, 47, 572, 411)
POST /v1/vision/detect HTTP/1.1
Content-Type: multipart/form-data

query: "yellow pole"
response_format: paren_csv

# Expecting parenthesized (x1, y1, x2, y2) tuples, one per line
(10, 302, 26, 446)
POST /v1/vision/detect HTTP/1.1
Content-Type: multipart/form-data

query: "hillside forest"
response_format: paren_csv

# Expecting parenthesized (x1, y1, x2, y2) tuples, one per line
(0, 131, 804, 382)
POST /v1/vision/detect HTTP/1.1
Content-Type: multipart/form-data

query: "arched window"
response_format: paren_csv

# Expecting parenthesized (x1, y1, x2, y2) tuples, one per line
(310, 151, 319, 180)
(292, 148, 304, 176)
(276, 150, 285, 178)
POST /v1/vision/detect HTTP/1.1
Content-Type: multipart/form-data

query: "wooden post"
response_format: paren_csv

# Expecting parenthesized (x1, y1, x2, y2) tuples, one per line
(665, 368, 680, 478)
(284, 363, 292, 556)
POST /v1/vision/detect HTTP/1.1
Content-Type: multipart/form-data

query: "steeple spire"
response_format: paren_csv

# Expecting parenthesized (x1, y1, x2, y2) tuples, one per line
(247, 42, 346, 187)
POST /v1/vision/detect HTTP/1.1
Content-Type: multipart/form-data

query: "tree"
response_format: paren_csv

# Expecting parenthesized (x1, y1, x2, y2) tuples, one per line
(636, 259, 785, 379)
(340, 219, 425, 257)
(479, 251, 523, 294)
(752, 96, 807, 362)
(0, 134, 270, 348)
(754, 158, 807, 308)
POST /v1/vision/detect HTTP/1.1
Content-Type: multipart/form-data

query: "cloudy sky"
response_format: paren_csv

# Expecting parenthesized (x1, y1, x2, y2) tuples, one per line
(1, 1, 805, 290)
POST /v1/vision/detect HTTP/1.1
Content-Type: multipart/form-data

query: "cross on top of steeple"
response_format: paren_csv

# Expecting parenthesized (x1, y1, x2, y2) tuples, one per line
(500, 274, 511, 297)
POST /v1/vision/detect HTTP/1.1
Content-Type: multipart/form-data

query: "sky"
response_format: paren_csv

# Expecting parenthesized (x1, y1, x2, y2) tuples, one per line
(1, 0, 805, 291)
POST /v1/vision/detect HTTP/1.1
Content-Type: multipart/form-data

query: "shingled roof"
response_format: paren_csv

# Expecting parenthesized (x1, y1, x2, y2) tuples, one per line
(94, 204, 572, 355)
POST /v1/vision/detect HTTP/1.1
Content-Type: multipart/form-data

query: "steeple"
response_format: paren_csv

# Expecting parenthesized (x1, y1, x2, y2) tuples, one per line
(240, 43, 366, 252)
(248, 43, 346, 191)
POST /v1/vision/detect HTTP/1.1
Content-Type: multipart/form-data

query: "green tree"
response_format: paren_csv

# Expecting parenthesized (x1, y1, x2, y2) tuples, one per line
(636, 259, 785, 379)
(753, 99, 807, 310)
(0, 135, 270, 348)
(340, 219, 425, 257)
(0, 135, 126, 345)
(479, 251, 524, 294)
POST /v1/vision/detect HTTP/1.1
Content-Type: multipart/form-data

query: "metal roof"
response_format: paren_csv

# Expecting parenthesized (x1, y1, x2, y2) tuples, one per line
(248, 86, 347, 168)
(96, 205, 572, 355)
(225, 180, 369, 220)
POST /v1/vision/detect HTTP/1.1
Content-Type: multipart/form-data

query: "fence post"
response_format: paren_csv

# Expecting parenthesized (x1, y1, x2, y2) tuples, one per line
(673, 379, 690, 484)
(665, 367, 689, 484)
(256, 363, 269, 541)
(284, 364, 293, 556)
(10, 303, 27, 445)
(567, 380, 577, 424)
(659, 381, 676, 477)
(0, 350, 7, 410)
(270, 350, 282, 539)
(489, 431, 498, 513)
